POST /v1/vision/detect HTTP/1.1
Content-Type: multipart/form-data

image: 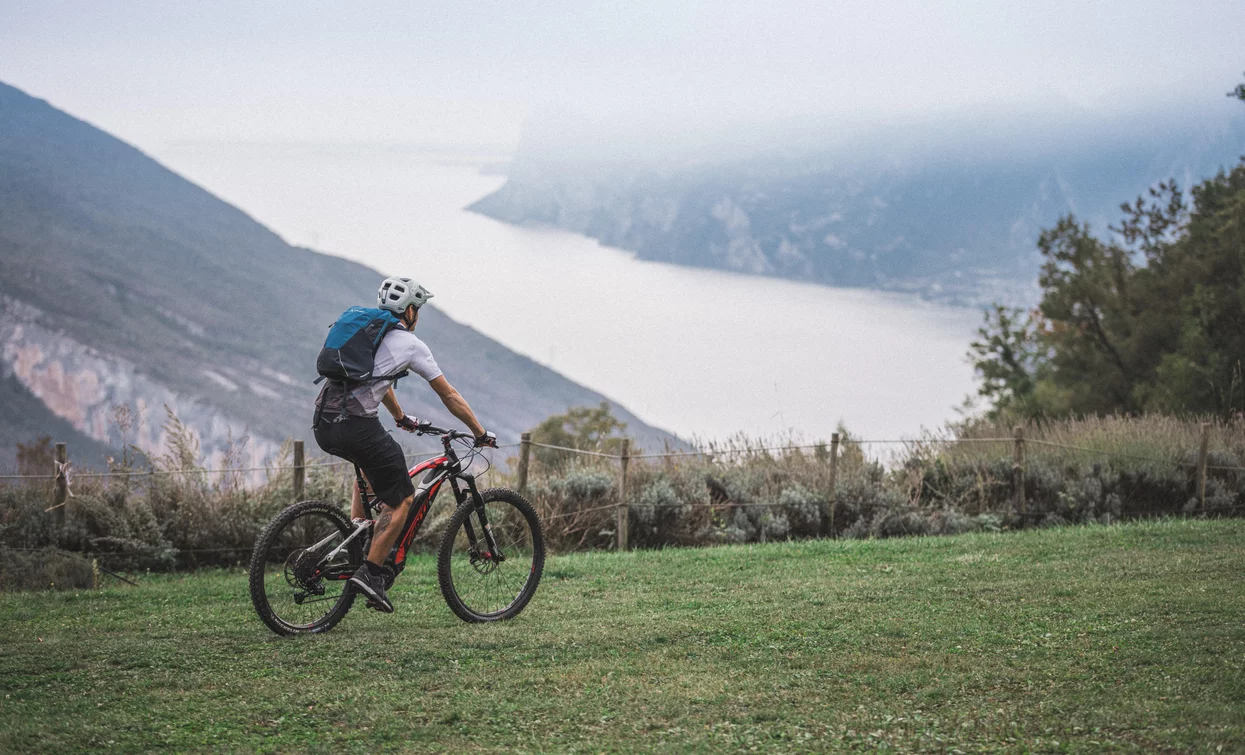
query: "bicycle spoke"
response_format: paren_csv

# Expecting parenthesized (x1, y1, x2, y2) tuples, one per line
(446, 495, 537, 618)
(261, 509, 353, 629)
(292, 593, 341, 606)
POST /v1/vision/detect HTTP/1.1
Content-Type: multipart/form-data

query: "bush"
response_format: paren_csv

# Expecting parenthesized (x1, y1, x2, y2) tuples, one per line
(523, 416, 1243, 549)
(0, 547, 95, 592)
(527, 463, 620, 551)
(0, 418, 357, 572)
(777, 484, 824, 537)
(3, 414, 1241, 566)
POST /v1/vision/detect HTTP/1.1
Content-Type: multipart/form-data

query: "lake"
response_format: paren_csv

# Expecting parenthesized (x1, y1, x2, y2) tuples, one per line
(151, 142, 982, 443)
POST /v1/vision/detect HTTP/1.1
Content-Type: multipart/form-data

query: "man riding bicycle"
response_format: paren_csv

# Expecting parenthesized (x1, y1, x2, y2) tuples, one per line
(312, 276, 496, 613)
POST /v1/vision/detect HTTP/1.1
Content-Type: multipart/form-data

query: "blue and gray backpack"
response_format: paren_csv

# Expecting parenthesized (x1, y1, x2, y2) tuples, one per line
(313, 307, 409, 425)
(315, 306, 409, 386)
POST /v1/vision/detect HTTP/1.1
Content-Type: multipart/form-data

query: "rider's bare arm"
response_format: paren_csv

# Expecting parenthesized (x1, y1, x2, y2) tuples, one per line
(428, 375, 486, 438)
(380, 387, 404, 421)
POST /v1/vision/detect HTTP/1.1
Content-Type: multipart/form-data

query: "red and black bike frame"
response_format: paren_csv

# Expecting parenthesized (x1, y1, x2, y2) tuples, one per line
(354, 434, 503, 578)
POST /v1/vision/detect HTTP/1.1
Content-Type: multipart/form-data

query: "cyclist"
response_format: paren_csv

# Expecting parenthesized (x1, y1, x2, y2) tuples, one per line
(312, 276, 496, 613)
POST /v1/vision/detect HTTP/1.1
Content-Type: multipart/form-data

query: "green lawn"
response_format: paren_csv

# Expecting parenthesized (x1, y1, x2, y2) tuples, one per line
(1, 519, 1242, 753)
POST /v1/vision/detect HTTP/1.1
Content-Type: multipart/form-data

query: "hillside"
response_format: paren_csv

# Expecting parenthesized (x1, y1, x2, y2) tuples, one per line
(0, 81, 680, 468)
(472, 104, 1245, 305)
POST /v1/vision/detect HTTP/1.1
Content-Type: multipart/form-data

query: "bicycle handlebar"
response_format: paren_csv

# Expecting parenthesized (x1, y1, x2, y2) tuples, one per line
(414, 421, 472, 440)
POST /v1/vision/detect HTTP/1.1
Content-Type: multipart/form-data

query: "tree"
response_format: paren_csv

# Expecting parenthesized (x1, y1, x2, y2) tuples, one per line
(1035, 216, 1140, 412)
(969, 75, 1245, 419)
(967, 305, 1044, 418)
(1146, 164, 1245, 413)
(1229, 72, 1245, 103)
(529, 402, 629, 466)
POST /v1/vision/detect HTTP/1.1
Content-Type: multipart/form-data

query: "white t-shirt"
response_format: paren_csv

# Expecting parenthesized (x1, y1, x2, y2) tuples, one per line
(347, 329, 442, 416)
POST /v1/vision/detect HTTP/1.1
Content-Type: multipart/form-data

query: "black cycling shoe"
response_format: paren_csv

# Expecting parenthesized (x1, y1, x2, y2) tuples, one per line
(348, 565, 394, 613)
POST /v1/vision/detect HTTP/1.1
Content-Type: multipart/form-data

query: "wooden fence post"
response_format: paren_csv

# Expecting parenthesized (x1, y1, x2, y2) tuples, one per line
(1013, 426, 1026, 518)
(617, 439, 630, 551)
(292, 440, 305, 502)
(517, 432, 532, 496)
(53, 441, 67, 529)
(824, 432, 840, 537)
(1196, 422, 1210, 511)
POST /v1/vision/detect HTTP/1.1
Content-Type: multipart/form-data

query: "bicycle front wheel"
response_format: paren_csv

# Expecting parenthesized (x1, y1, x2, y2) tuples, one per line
(437, 487, 545, 622)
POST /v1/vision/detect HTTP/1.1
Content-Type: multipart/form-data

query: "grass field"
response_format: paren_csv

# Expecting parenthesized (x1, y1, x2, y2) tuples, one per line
(1, 520, 1242, 753)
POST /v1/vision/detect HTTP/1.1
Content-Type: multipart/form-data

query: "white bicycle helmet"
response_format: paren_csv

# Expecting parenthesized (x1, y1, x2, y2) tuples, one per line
(377, 276, 434, 314)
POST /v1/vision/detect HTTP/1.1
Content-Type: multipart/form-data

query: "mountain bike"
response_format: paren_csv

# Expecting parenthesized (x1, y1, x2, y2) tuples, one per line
(248, 422, 544, 635)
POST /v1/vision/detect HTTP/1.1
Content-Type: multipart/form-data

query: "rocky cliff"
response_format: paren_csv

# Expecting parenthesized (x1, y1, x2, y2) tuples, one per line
(1, 296, 276, 468)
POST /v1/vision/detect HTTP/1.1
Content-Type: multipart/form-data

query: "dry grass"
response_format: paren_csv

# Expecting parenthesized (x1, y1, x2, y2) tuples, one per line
(2, 415, 1241, 584)
(948, 413, 1245, 468)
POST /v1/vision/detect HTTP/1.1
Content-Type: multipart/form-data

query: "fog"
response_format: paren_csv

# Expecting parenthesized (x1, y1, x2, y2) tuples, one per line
(3, 1, 1243, 156)
(513, 96, 1245, 174)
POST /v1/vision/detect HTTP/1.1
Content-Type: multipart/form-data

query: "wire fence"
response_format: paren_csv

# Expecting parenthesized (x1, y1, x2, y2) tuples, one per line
(524, 436, 1245, 470)
(0, 441, 524, 499)
(2, 426, 1241, 571)
(515, 425, 1244, 550)
(1, 432, 1241, 486)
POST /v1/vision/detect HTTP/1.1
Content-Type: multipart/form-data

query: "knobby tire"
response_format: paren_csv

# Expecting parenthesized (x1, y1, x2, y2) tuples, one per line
(437, 487, 545, 623)
(248, 500, 362, 636)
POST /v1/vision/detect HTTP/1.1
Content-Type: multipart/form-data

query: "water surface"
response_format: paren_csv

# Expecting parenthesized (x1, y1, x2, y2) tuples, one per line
(153, 143, 981, 442)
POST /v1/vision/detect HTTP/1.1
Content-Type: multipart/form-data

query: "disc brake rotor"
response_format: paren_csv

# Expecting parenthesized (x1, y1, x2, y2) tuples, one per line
(469, 549, 500, 575)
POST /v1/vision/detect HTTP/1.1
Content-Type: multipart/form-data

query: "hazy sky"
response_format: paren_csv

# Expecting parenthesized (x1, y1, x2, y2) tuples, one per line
(2, 1, 1243, 154)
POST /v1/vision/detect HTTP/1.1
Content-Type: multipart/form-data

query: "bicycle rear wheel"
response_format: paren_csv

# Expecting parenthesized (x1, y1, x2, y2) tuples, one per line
(248, 500, 363, 635)
(437, 488, 545, 622)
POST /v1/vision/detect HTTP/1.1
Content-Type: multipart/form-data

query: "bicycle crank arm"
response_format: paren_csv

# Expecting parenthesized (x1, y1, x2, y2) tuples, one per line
(318, 565, 355, 580)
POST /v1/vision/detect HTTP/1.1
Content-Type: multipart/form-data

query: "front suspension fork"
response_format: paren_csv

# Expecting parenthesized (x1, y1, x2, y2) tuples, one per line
(453, 474, 504, 562)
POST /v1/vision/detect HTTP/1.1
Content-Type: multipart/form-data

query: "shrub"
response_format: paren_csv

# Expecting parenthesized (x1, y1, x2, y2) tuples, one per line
(3, 414, 1241, 566)
(527, 462, 619, 551)
(777, 484, 824, 537)
(0, 547, 95, 592)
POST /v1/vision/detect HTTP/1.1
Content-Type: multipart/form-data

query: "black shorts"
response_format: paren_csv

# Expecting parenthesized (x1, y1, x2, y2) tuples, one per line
(313, 415, 415, 508)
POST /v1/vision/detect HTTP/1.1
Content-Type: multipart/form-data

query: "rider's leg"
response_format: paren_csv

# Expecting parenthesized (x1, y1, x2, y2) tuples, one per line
(366, 492, 415, 566)
(350, 472, 370, 521)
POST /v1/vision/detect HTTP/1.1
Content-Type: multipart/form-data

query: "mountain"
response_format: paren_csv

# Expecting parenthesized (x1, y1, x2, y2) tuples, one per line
(471, 103, 1245, 305)
(0, 81, 681, 469)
